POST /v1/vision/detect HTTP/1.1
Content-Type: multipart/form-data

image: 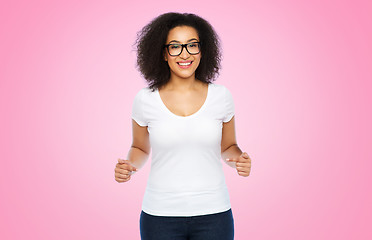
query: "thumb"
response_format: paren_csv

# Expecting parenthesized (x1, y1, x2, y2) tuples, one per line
(226, 157, 238, 162)
(241, 152, 249, 159)
(118, 158, 124, 163)
(118, 159, 138, 171)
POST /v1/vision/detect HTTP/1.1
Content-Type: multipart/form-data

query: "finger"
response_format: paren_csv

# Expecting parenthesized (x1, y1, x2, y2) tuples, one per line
(115, 172, 131, 181)
(115, 175, 127, 182)
(236, 168, 250, 175)
(116, 178, 125, 183)
(116, 164, 132, 171)
(116, 164, 128, 171)
(118, 158, 133, 165)
(236, 162, 251, 167)
(117, 159, 137, 172)
(123, 175, 131, 181)
(116, 175, 131, 183)
(238, 171, 250, 177)
(239, 153, 251, 162)
(121, 160, 137, 171)
(115, 171, 129, 178)
(237, 166, 251, 171)
(241, 152, 250, 159)
(115, 168, 136, 178)
(121, 168, 137, 178)
(118, 158, 125, 163)
(118, 169, 132, 175)
(238, 155, 250, 163)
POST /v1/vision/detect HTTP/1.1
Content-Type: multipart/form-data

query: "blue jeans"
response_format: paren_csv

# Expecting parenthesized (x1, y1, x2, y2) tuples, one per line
(139, 208, 234, 240)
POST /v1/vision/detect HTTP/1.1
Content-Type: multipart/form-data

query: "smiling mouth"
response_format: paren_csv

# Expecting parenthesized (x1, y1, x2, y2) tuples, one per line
(177, 61, 192, 66)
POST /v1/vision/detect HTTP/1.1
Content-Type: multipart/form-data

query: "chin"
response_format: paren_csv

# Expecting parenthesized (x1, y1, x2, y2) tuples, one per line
(170, 70, 195, 79)
(175, 72, 196, 79)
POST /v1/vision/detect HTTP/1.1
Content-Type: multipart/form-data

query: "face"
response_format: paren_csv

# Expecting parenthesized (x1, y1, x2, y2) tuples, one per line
(164, 26, 201, 80)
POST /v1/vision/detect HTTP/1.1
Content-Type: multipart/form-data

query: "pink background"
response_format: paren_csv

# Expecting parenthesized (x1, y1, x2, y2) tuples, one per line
(1, 0, 371, 239)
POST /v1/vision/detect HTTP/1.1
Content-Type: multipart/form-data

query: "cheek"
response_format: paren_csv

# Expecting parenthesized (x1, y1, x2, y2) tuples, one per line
(168, 60, 179, 70)
(196, 54, 202, 63)
(194, 56, 202, 67)
(164, 51, 173, 62)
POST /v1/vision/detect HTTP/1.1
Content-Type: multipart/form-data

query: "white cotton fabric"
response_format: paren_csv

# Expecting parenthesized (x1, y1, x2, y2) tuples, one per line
(131, 83, 235, 216)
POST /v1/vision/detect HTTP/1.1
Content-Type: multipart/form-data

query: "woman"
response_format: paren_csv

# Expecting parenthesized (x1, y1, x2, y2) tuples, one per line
(115, 12, 252, 240)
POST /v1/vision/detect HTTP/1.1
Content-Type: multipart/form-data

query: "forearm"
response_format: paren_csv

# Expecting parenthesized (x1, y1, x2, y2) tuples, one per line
(221, 144, 242, 168)
(126, 146, 150, 170)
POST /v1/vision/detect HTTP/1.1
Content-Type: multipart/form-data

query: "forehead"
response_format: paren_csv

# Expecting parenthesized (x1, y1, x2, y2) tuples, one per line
(166, 26, 199, 43)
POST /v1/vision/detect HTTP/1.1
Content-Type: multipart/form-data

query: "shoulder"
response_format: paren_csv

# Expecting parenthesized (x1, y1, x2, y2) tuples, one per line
(136, 86, 153, 94)
(209, 83, 232, 95)
(132, 86, 158, 110)
(134, 86, 156, 99)
(210, 82, 230, 90)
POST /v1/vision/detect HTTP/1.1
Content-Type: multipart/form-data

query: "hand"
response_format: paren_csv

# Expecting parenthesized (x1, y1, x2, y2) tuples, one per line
(227, 152, 252, 177)
(115, 158, 137, 183)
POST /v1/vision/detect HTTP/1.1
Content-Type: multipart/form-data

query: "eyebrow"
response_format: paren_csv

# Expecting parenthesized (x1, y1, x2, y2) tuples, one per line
(168, 38, 199, 44)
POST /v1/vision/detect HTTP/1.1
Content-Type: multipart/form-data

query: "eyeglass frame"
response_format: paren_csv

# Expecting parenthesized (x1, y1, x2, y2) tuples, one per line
(164, 41, 201, 56)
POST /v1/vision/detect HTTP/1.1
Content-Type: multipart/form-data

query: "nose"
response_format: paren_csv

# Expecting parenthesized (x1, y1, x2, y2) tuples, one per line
(179, 46, 190, 59)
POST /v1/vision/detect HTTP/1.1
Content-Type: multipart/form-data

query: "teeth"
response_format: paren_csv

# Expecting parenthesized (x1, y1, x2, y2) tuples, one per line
(178, 62, 191, 66)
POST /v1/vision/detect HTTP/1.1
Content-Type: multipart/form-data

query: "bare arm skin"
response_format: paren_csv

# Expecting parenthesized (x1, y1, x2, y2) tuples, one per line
(115, 119, 151, 183)
(221, 116, 242, 168)
(127, 119, 151, 170)
(221, 116, 252, 177)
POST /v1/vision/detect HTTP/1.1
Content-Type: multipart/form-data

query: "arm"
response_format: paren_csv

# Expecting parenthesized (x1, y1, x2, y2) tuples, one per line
(221, 116, 242, 168)
(127, 119, 151, 170)
(221, 116, 252, 177)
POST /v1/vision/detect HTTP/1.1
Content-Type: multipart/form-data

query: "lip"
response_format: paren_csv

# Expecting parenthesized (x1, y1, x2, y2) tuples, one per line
(177, 61, 193, 69)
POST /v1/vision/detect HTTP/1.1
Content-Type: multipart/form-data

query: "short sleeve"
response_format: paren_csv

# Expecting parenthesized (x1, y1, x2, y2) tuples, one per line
(223, 86, 235, 123)
(131, 89, 148, 127)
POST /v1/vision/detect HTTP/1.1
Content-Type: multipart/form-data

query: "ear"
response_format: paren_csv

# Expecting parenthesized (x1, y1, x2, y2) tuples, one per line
(163, 50, 168, 61)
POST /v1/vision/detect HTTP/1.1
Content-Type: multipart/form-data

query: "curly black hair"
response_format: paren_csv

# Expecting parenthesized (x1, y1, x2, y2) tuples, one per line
(134, 12, 222, 91)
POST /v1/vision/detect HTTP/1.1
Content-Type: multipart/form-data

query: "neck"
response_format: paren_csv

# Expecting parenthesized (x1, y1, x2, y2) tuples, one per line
(164, 74, 201, 91)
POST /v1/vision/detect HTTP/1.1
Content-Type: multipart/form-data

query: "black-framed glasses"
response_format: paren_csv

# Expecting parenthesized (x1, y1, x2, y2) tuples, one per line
(164, 42, 201, 56)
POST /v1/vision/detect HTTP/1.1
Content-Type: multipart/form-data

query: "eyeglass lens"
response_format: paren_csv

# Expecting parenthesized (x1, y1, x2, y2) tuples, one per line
(168, 42, 200, 56)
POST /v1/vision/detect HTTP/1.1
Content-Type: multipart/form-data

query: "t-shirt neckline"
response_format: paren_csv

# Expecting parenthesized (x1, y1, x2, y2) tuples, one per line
(156, 83, 211, 119)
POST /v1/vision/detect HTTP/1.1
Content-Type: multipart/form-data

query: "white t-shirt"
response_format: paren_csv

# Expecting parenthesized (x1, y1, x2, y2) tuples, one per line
(131, 82, 235, 216)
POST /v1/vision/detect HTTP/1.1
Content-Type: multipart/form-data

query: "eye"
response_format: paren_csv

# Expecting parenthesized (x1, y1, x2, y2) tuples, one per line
(188, 42, 199, 48)
(170, 44, 181, 49)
